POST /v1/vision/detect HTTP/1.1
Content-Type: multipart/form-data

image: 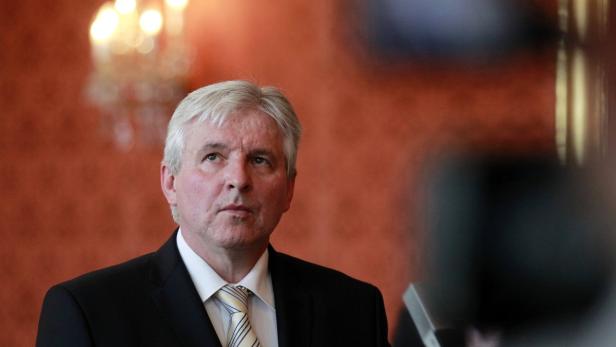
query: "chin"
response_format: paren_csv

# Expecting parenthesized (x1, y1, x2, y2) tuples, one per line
(214, 230, 269, 250)
(193, 221, 272, 250)
(217, 238, 266, 251)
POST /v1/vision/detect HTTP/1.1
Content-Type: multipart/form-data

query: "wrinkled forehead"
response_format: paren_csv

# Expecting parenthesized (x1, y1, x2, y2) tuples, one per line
(190, 104, 262, 126)
(183, 109, 285, 149)
(188, 107, 280, 132)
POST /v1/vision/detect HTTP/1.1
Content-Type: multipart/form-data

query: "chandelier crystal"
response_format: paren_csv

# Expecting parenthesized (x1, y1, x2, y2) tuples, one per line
(87, 0, 191, 149)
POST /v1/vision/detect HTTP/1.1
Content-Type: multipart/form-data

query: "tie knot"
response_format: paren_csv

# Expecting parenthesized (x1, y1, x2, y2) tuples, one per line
(216, 285, 251, 314)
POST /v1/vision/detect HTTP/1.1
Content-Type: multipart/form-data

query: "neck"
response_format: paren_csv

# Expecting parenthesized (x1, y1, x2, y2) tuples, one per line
(181, 230, 268, 283)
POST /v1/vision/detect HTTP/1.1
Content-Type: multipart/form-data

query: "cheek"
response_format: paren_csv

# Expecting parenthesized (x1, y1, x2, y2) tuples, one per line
(176, 174, 219, 209)
(261, 180, 292, 208)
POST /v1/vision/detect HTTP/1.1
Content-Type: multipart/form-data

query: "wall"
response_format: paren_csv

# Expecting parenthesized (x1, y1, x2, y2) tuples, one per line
(0, 0, 555, 345)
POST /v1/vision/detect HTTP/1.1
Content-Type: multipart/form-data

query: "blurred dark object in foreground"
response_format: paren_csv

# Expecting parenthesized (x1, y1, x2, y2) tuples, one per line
(359, 0, 558, 64)
(424, 154, 613, 331)
(396, 154, 615, 346)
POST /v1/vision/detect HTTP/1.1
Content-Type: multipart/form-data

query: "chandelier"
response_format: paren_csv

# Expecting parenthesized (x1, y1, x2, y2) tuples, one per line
(87, 0, 191, 149)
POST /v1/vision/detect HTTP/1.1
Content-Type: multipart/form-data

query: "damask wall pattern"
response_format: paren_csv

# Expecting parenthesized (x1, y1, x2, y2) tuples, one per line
(0, 0, 555, 345)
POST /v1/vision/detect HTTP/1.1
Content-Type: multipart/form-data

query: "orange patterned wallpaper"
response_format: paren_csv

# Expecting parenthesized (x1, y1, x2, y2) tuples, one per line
(0, 0, 555, 345)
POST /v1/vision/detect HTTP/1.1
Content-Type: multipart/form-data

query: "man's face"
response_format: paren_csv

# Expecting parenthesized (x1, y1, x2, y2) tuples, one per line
(161, 109, 295, 252)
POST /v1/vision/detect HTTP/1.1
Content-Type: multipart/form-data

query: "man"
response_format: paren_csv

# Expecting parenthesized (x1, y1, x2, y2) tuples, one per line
(36, 80, 390, 347)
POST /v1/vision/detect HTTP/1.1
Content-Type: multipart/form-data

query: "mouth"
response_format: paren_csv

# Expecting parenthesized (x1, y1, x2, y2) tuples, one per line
(219, 204, 254, 217)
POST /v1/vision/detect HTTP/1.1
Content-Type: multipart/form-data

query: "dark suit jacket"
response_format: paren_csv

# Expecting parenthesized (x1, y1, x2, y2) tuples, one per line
(36, 232, 390, 347)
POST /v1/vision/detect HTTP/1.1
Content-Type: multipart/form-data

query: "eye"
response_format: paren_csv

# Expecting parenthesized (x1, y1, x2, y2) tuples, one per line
(204, 153, 220, 161)
(252, 156, 270, 166)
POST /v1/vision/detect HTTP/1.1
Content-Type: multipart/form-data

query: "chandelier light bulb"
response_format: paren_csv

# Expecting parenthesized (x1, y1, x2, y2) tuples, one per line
(114, 0, 137, 14)
(165, 0, 189, 10)
(90, 4, 120, 43)
(140, 9, 163, 35)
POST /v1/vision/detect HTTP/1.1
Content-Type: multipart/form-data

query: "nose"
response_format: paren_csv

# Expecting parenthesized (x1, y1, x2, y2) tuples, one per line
(225, 158, 252, 192)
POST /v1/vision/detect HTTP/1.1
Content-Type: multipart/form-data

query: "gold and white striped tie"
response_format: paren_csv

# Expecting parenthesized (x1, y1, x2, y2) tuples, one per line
(215, 285, 262, 347)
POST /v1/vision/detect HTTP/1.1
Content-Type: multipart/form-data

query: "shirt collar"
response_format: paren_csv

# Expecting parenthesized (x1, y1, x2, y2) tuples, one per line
(176, 229, 275, 309)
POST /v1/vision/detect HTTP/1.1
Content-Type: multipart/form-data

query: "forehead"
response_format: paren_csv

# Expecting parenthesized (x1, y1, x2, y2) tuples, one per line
(184, 109, 284, 150)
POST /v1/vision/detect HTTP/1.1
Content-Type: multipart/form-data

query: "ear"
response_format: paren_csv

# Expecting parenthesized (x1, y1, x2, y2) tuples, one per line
(283, 172, 296, 212)
(161, 163, 177, 205)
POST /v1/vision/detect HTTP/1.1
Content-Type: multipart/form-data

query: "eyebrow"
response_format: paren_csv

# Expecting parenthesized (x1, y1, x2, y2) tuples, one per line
(198, 142, 228, 153)
(249, 149, 276, 157)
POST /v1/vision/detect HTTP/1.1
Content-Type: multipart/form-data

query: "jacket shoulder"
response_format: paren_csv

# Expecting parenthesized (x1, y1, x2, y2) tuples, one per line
(270, 249, 390, 346)
(37, 252, 162, 346)
(271, 249, 380, 294)
(58, 252, 156, 295)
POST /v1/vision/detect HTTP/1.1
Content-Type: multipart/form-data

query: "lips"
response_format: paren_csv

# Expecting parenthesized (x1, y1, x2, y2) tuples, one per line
(219, 204, 253, 215)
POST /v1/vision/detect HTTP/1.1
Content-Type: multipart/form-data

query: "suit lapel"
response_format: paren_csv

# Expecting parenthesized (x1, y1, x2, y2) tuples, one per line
(149, 231, 222, 347)
(270, 246, 313, 347)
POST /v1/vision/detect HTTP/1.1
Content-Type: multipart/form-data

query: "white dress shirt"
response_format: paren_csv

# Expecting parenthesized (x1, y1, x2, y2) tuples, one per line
(177, 229, 278, 347)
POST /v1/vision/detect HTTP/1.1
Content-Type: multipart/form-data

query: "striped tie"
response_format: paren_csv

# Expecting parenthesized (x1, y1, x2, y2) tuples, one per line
(215, 285, 262, 347)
